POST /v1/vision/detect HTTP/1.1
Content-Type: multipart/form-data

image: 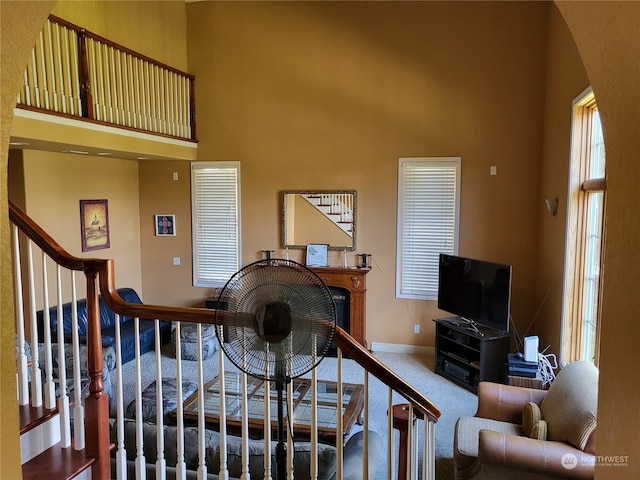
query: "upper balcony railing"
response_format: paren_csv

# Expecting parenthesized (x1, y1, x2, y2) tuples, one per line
(16, 15, 196, 141)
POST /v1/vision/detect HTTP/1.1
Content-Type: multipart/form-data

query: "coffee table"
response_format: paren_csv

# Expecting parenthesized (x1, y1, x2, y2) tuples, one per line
(182, 371, 364, 445)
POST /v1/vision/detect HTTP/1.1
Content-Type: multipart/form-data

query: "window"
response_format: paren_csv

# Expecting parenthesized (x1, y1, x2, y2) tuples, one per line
(396, 157, 461, 300)
(191, 162, 241, 287)
(562, 88, 606, 365)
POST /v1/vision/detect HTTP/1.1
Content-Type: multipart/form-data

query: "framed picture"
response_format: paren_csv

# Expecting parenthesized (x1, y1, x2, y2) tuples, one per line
(155, 214, 176, 236)
(80, 199, 110, 252)
(306, 244, 329, 267)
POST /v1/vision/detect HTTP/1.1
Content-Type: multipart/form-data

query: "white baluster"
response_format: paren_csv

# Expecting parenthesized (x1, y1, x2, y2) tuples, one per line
(423, 420, 435, 480)
(53, 22, 66, 114)
(12, 226, 29, 406)
(26, 240, 42, 407)
(286, 378, 294, 480)
(217, 342, 229, 480)
(336, 349, 344, 480)
(407, 403, 414, 480)
(240, 370, 250, 480)
(134, 317, 147, 479)
(311, 338, 318, 480)
(37, 30, 50, 109)
(56, 265, 71, 448)
(155, 319, 167, 480)
(41, 252, 56, 409)
(114, 313, 127, 480)
(263, 345, 272, 480)
(175, 322, 187, 479)
(45, 20, 58, 112)
(387, 388, 395, 480)
(363, 372, 369, 480)
(196, 323, 208, 480)
(70, 272, 85, 449)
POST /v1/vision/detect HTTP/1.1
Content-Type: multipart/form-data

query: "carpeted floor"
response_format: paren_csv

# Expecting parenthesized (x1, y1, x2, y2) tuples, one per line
(112, 343, 477, 480)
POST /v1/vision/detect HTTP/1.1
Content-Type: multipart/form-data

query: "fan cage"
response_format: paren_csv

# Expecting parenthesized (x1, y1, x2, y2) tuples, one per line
(215, 259, 337, 381)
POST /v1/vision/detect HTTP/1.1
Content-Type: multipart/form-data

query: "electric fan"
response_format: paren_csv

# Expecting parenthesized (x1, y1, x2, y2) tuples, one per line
(214, 258, 337, 480)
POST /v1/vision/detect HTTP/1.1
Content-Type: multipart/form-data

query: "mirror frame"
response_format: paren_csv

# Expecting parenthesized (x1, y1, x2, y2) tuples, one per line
(281, 190, 357, 251)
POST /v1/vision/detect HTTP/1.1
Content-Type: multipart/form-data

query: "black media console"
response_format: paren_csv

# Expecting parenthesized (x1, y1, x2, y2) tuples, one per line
(433, 317, 511, 393)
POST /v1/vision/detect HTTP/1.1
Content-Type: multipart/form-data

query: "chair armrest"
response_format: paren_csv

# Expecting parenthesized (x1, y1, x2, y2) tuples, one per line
(475, 382, 547, 423)
(478, 430, 594, 479)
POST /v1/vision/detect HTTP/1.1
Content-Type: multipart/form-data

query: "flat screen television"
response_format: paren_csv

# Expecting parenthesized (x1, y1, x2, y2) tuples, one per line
(437, 254, 512, 333)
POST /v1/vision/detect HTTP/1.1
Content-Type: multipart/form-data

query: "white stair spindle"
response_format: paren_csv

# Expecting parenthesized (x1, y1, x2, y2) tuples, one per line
(56, 265, 71, 448)
(114, 313, 127, 480)
(336, 349, 343, 480)
(27, 240, 42, 407)
(263, 345, 272, 480)
(387, 388, 394, 480)
(423, 420, 435, 480)
(240, 370, 250, 480)
(134, 317, 146, 480)
(196, 323, 208, 480)
(217, 344, 229, 480)
(311, 337, 318, 480)
(41, 252, 56, 409)
(12, 225, 29, 406)
(175, 322, 187, 479)
(155, 319, 166, 480)
(70, 272, 85, 449)
(363, 371, 369, 480)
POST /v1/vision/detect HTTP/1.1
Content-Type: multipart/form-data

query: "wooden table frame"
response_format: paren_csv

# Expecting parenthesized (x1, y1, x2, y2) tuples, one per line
(182, 372, 364, 445)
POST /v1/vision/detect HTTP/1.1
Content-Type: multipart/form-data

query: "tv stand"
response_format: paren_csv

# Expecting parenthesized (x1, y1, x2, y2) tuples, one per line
(433, 317, 510, 393)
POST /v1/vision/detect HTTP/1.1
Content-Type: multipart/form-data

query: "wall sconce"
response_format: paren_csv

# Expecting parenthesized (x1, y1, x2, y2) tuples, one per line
(545, 198, 559, 217)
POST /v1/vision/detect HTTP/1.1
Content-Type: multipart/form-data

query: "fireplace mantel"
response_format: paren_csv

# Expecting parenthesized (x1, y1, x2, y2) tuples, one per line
(309, 266, 370, 348)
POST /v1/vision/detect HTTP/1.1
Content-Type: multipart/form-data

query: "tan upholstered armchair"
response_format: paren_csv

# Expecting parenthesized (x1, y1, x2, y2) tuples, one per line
(453, 360, 598, 480)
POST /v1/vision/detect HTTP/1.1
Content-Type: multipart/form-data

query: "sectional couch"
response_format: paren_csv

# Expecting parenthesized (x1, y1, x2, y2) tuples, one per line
(37, 287, 172, 364)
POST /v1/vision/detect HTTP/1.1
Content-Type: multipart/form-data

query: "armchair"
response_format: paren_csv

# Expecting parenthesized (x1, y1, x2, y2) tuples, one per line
(454, 360, 598, 480)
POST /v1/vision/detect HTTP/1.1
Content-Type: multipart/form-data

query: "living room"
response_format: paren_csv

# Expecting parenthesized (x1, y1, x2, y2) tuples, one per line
(2, 1, 638, 478)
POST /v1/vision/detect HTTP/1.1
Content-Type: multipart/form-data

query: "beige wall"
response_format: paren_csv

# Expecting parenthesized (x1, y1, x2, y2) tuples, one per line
(183, 1, 549, 346)
(52, 0, 188, 72)
(9, 149, 143, 296)
(534, 5, 589, 356)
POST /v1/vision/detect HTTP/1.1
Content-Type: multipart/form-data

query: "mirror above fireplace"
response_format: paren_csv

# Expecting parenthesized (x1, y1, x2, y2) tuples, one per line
(281, 190, 357, 251)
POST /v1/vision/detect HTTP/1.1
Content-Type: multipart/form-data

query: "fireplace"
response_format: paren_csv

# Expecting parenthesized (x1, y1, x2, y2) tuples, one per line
(309, 266, 370, 348)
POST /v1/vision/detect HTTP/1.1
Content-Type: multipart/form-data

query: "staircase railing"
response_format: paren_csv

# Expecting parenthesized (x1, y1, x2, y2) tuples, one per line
(10, 199, 441, 480)
(16, 15, 196, 141)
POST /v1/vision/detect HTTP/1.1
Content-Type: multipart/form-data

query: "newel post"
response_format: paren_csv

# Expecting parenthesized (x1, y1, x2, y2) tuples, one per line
(84, 267, 110, 479)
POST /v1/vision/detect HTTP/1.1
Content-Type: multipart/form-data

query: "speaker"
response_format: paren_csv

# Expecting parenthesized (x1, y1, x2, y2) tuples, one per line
(524, 336, 539, 363)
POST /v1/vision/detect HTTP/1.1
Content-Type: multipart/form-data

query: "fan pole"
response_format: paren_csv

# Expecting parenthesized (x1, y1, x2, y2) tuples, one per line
(276, 378, 286, 480)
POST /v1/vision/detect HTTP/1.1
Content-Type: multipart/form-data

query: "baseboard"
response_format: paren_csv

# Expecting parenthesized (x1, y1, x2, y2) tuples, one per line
(370, 342, 435, 356)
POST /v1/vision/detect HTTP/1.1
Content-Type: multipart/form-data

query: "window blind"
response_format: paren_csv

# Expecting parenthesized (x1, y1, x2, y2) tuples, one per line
(396, 158, 460, 300)
(191, 162, 240, 287)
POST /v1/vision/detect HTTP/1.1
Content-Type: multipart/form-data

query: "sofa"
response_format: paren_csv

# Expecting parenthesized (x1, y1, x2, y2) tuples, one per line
(37, 287, 172, 364)
(453, 360, 598, 480)
(111, 418, 382, 480)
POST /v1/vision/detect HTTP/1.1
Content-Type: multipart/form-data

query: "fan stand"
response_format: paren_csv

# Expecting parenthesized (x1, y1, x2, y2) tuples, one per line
(275, 376, 287, 480)
(215, 259, 337, 480)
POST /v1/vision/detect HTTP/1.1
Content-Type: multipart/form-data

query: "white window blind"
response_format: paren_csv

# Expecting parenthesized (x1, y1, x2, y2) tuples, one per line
(396, 157, 460, 300)
(191, 161, 241, 287)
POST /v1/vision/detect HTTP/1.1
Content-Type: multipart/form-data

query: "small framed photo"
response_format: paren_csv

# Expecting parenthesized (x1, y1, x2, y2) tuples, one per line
(155, 214, 176, 236)
(80, 199, 110, 252)
(306, 244, 329, 267)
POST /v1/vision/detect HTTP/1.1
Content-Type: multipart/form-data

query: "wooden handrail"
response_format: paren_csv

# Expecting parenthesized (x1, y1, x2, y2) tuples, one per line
(10, 199, 441, 478)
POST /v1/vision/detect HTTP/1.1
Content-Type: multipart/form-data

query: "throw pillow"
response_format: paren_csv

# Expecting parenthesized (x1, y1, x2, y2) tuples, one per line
(540, 360, 598, 451)
(530, 419, 548, 441)
(522, 401, 542, 437)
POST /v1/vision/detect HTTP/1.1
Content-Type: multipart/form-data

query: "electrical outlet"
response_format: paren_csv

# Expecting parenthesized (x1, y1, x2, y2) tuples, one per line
(414, 324, 421, 334)
(172, 171, 179, 181)
(490, 165, 497, 176)
(172, 257, 181, 266)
